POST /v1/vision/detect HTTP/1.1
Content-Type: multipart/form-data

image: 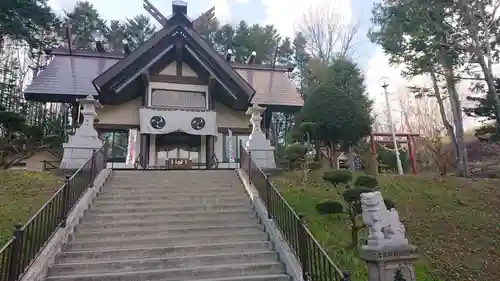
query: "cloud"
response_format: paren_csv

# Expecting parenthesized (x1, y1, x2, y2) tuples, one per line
(49, 0, 225, 22)
(212, 0, 231, 23)
(261, 0, 353, 38)
(47, 0, 77, 12)
(364, 47, 406, 110)
(48, 0, 144, 20)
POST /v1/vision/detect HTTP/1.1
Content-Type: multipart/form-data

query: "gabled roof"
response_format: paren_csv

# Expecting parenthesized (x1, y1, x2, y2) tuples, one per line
(23, 0, 304, 110)
(23, 51, 303, 108)
(92, 13, 255, 107)
(92, 25, 176, 91)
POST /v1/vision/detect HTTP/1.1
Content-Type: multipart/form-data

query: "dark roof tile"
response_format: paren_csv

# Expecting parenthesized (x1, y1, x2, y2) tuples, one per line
(234, 67, 304, 107)
(24, 56, 118, 96)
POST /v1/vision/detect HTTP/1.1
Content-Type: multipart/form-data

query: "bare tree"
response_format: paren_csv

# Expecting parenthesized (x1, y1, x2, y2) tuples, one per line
(299, 4, 359, 63)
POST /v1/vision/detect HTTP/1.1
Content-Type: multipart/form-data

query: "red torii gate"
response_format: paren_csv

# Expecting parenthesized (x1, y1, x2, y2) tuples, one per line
(370, 132, 420, 175)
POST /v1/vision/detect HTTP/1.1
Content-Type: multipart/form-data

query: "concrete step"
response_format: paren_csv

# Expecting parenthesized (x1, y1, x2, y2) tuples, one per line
(110, 177, 241, 183)
(49, 251, 278, 276)
(90, 200, 251, 212)
(55, 241, 272, 263)
(106, 180, 240, 185)
(96, 193, 248, 201)
(73, 224, 264, 240)
(77, 216, 260, 232)
(46, 261, 284, 281)
(98, 189, 246, 197)
(109, 183, 242, 189)
(88, 205, 253, 214)
(111, 171, 239, 179)
(71, 226, 266, 243)
(93, 197, 250, 207)
(83, 209, 256, 222)
(47, 274, 288, 281)
(107, 187, 244, 194)
(66, 232, 269, 251)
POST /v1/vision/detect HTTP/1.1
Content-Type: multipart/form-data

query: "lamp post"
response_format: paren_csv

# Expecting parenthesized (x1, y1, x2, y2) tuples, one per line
(379, 77, 404, 175)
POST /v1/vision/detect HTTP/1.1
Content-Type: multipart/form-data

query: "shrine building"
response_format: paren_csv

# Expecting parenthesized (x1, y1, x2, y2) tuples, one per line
(23, 0, 303, 169)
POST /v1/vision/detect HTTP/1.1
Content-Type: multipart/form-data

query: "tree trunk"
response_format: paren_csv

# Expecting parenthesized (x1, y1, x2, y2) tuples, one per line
(350, 226, 359, 248)
(348, 146, 356, 172)
(330, 142, 338, 169)
(475, 52, 500, 130)
(429, 67, 459, 157)
(440, 58, 469, 177)
(314, 141, 320, 161)
(460, 0, 500, 132)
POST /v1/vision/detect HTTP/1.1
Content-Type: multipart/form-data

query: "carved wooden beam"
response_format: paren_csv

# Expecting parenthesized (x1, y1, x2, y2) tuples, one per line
(192, 6, 215, 32)
(140, 71, 150, 86)
(207, 76, 217, 109)
(143, 1, 214, 31)
(150, 74, 205, 85)
(143, 0, 168, 26)
(174, 37, 184, 76)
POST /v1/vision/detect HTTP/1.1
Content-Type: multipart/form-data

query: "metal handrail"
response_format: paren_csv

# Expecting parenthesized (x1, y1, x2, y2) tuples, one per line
(239, 143, 348, 281)
(0, 142, 108, 281)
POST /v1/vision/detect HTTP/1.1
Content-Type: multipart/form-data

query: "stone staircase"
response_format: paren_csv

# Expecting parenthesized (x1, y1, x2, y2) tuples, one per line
(45, 170, 290, 281)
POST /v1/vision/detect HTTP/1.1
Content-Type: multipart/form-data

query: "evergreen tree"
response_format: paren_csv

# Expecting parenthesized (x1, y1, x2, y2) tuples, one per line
(105, 20, 126, 51)
(465, 78, 500, 142)
(123, 14, 156, 50)
(298, 57, 373, 167)
(62, 1, 108, 50)
(0, 0, 57, 49)
(369, 0, 470, 176)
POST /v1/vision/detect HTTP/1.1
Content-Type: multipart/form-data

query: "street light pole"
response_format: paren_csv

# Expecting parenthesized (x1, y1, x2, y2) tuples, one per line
(379, 77, 404, 175)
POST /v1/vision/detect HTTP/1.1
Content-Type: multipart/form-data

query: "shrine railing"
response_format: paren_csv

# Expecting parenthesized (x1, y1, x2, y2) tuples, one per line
(0, 143, 108, 281)
(239, 143, 349, 281)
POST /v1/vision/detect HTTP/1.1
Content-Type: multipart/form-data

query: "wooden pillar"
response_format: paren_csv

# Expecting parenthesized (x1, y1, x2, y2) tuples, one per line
(205, 135, 215, 169)
(407, 135, 417, 175)
(140, 134, 149, 168)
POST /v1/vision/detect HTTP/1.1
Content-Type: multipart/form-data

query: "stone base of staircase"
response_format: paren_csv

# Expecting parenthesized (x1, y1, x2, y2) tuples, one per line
(40, 170, 292, 281)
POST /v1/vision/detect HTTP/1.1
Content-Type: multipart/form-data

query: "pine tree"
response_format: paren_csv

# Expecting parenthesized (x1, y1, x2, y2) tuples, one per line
(465, 78, 500, 142)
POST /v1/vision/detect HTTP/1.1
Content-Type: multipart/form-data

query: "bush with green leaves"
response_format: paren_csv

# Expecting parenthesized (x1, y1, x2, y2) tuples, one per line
(322, 170, 352, 194)
(354, 175, 378, 189)
(308, 161, 322, 170)
(316, 171, 395, 248)
(285, 143, 307, 170)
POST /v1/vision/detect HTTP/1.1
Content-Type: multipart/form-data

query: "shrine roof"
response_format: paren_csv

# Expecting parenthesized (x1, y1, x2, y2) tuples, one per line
(24, 52, 303, 109)
(23, 1, 303, 109)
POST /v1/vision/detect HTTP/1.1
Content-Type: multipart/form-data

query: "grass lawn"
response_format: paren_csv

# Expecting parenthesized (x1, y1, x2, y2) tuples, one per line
(272, 170, 500, 281)
(0, 170, 63, 245)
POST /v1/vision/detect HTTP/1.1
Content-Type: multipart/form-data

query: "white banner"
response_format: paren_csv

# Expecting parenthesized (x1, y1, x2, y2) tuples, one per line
(126, 129, 137, 165)
(228, 129, 235, 163)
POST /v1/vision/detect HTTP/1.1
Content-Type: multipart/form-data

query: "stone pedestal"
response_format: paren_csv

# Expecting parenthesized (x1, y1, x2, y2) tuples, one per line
(359, 191, 419, 281)
(60, 95, 103, 170)
(245, 104, 276, 169)
(359, 244, 419, 281)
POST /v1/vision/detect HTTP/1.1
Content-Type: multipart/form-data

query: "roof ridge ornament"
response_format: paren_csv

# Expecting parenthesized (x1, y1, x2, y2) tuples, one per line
(143, 0, 168, 26)
(143, 0, 215, 33)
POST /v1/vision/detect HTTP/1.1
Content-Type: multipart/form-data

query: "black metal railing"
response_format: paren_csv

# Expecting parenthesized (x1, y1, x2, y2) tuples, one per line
(0, 143, 108, 281)
(239, 143, 349, 281)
